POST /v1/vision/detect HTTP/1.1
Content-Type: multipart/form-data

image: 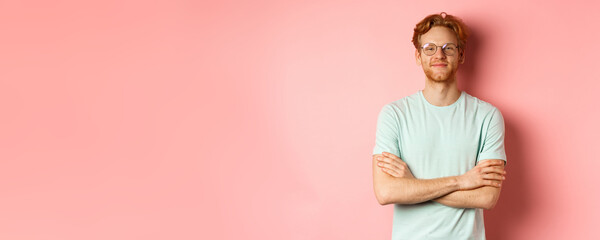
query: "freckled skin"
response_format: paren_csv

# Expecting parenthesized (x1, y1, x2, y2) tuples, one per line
(415, 26, 463, 83)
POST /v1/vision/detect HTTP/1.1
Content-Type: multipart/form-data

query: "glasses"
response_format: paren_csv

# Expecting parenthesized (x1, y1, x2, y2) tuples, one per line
(420, 43, 459, 56)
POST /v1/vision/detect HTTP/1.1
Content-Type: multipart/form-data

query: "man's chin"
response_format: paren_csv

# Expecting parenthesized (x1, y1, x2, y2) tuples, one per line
(428, 75, 452, 82)
(425, 71, 455, 82)
(423, 66, 457, 82)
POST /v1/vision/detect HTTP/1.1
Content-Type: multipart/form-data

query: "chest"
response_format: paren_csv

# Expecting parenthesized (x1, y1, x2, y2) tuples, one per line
(396, 111, 483, 177)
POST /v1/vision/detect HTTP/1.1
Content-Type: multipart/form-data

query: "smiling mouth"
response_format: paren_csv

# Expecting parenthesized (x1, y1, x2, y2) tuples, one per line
(432, 64, 447, 67)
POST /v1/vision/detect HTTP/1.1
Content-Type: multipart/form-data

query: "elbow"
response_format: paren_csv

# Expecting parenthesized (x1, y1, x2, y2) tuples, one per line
(481, 202, 495, 210)
(481, 194, 499, 210)
(374, 183, 416, 205)
(374, 187, 392, 205)
(375, 186, 410, 205)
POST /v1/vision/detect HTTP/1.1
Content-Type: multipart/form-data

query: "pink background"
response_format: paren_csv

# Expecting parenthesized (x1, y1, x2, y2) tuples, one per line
(1, 0, 598, 239)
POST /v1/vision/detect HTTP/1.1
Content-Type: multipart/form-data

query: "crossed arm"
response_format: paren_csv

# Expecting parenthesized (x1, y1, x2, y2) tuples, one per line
(372, 152, 506, 210)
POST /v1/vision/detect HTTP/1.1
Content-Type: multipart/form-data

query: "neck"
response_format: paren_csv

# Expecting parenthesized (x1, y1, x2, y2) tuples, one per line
(422, 77, 461, 107)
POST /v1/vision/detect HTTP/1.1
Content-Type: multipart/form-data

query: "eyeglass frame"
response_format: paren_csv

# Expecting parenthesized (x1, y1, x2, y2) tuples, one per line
(420, 43, 461, 56)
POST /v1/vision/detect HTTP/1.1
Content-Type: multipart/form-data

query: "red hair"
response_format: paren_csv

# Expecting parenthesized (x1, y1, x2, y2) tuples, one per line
(412, 12, 470, 51)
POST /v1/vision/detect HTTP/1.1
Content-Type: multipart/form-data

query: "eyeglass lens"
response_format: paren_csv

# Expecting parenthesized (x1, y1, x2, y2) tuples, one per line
(422, 43, 457, 56)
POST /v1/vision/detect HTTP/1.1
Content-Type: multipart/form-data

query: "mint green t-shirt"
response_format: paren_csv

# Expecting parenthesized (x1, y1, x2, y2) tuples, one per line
(373, 90, 506, 240)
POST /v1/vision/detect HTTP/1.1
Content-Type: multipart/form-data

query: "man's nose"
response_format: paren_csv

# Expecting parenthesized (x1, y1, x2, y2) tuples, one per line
(433, 47, 447, 59)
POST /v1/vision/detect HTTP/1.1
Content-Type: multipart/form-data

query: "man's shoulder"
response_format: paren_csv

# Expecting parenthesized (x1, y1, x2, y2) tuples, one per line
(381, 91, 421, 111)
(463, 92, 501, 113)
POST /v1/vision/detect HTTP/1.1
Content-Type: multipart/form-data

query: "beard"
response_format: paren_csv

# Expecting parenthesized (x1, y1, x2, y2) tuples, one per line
(423, 65, 457, 82)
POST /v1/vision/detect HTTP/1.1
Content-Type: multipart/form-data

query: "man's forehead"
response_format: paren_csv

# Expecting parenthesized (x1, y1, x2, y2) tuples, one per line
(419, 26, 458, 45)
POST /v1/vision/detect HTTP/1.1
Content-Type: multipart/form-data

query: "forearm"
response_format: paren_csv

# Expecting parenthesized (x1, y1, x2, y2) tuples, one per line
(374, 154, 505, 206)
(376, 175, 461, 205)
(434, 186, 501, 209)
(433, 160, 505, 210)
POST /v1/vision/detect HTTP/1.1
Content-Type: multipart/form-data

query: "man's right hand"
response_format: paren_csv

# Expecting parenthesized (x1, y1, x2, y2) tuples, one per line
(457, 159, 506, 190)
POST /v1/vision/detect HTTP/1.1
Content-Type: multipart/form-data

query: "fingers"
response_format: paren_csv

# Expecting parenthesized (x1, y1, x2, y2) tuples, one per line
(480, 166, 506, 182)
(478, 159, 505, 167)
(377, 155, 402, 165)
(379, 153, 406, 168)
(481, 167, 506, 175)
(382, 152, 401, 161)
(477, 160, 506, 178)
(376, 157, 401, 177)
(380, 166, 400, 177)
(377, 158, 402, 173)
(482, 173, 505, 181)
(377, 160, 401, 172)
(377, 154, 403, 167)
(484, 180, 502, 188)
(377, 153, 406, 178)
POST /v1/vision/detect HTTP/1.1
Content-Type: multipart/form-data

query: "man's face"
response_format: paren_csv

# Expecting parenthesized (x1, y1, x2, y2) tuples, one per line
(415, 26, 463, 82)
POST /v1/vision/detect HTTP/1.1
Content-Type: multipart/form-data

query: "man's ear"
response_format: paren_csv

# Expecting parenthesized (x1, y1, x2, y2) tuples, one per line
(415, 49, 422, 66)
(459, 50, 465, 64)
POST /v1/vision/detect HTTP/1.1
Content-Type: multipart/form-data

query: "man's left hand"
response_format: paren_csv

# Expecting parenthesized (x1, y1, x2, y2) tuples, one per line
(376, 152, 415, 178)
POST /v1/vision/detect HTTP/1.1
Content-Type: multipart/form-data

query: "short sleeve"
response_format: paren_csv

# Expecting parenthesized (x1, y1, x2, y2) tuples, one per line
(372, 104, 401, 157)
(477, 108, 507, 163)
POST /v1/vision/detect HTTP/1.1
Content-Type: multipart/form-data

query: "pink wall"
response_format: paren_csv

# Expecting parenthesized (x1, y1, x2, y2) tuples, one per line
(1, 0, 598, 239)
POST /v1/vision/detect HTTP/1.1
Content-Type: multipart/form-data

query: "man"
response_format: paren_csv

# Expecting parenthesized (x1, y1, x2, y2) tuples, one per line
(372, 12, 507, 239)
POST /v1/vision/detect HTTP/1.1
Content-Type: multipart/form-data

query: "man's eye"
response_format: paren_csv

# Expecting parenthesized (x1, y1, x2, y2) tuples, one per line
(425, 47, 435, 51)
(445, 46, 455, 50)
